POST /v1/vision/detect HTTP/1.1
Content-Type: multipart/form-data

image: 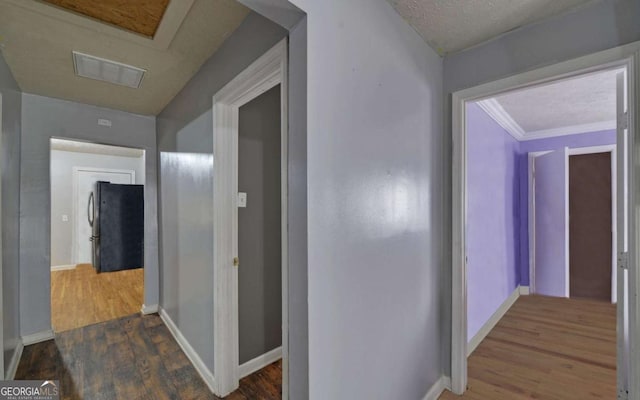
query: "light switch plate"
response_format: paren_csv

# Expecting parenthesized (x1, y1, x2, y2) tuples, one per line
(238, 192, 247, 208)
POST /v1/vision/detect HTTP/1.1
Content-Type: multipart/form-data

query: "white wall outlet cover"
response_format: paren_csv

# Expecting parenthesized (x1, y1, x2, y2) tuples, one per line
(62, 214, 69, 222)
(238, 192, 247, 208)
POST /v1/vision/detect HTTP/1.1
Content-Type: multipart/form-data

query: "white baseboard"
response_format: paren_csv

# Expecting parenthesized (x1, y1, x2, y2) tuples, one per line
(50, 264, 76, 272)
(519, 286, 530, 295)
(5, 339, 23, 379)
(468, 285, 524, 356)
(141, 304, 159, 315)
(239, 346, 282, 378)
(22, 329, 55, 346)
(159, 308, 216, 393)
(422, 376, 452, 400)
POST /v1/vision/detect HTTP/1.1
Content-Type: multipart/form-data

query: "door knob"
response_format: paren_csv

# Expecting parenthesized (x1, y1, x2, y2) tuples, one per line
(233, 257, 239, 267)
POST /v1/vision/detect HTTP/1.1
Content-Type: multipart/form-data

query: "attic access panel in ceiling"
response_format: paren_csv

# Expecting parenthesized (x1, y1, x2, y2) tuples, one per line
(41, 0, 170, 37)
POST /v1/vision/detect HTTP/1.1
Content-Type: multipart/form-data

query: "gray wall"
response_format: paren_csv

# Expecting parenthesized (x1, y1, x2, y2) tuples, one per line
(0, 51, 22, 373)
(157, 11, 288, 376)
(20, 94, 157, 336)
(157, 13, 287, 153)
(282, 0, 445, 398)
(159, 152, 214, 369)
(238, 85, 282, 364)
(441, 0, 640, 375)
(444, 0, 640, 94)
(235, 4, 309, 394)
(50, 150, 145, 266)
(285, 17, 308, 399)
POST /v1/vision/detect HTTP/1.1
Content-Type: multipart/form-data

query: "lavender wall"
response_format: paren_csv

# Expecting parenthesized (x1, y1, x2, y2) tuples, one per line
(467, 103, 520, 341)
(518, 129, 617, 285)
(467, 104, 616, 341)
(442, 0, 640, 375)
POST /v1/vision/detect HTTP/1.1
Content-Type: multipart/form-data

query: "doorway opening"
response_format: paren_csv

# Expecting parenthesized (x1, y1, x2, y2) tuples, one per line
(238, 84, 283, 380)
(49, 138, 146, 333)
(212, 40, 288, 398)
(451, 47, 638, 398)
(529, 144, 617, 302)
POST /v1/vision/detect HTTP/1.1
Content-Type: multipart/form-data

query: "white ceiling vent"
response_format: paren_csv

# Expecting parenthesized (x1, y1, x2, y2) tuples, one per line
(72, 51, 146, 89)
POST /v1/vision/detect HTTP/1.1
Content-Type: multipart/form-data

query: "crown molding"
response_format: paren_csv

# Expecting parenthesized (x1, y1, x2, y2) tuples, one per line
(521, 120, 616, 141)
(477, 99, 616, 141)
(476, 98, 526, 140)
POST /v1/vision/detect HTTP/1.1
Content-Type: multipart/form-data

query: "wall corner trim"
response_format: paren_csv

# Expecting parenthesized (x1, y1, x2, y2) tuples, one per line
(21, 330, 55, 346)
(422, 376, 452, 400)
(141, 304, 159, 315)
(239, 346, 282, 379)
(159, 308, 216, 394)
(467, 285, 525, 356)
(5, 340, 24, 379)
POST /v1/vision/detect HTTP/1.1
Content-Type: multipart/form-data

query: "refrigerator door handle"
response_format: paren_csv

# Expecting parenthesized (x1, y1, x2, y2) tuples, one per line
(88, 191, 95, 227)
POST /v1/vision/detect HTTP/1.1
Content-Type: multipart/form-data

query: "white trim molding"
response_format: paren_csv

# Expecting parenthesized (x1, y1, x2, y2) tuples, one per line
(5, 340, 23, 380)
(477, 97, 617, 141)
(141, 304, 159, 315)
(159, 308, 216, 393)
(22, 329, 55, 346)
(525, 120, 616, 140)
(212, 39, 288, 398)
(50, 264, 76, 272)
(468, 286, 527, 356)
(476, 98, 526, 140)
(422, 376, 452, 400)
(239, 347, 282, 379)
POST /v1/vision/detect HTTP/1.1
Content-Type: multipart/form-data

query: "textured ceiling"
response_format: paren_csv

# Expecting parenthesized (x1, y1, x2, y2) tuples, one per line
(387, 0, 594, 54)
(0, 0, 250, 115)
(481, 68, 621, 140)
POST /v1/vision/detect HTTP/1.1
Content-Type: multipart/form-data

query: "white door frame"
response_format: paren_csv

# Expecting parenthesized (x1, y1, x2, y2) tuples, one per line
(528, 146, 617, 302)
(526, 150, 551, 295)
(212, 39, 288, 398)
(451, 42, 640, 396)
(0, 93, 5, 379)
(70, 166, 136, 265)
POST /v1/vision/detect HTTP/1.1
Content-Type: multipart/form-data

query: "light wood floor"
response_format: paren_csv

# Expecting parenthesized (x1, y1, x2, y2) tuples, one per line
(440, 295, 616, 399)
(51, 264, 143, 332)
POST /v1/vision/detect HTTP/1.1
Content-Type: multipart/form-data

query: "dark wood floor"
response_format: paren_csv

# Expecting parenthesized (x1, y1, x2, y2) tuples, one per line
(440, 295, 616, 399)
(16, 313, 282, 400)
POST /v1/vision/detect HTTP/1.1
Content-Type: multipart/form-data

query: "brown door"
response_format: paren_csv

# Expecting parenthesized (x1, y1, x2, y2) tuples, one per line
(569, 152, 612, 301)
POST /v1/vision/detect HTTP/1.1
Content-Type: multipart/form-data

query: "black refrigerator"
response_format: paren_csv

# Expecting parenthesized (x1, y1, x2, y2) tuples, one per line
(88, 181, 144, 273)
